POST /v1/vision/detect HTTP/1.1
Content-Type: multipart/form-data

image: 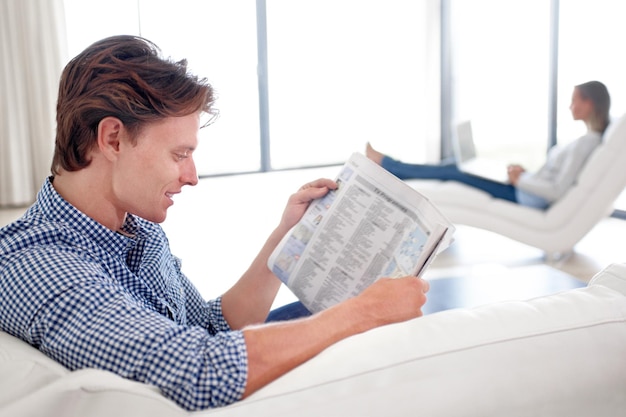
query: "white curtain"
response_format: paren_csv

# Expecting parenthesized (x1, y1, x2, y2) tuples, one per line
(0, 0, 67, 207)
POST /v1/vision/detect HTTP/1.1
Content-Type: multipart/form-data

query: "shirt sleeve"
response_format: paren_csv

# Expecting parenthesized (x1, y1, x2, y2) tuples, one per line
(5, 248, 248, 411)
(176, 261, 232, 334)
(516, 133, 600, 203)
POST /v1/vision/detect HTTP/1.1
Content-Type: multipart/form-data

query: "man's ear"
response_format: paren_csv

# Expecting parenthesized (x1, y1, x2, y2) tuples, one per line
(97, 117, 125, 162)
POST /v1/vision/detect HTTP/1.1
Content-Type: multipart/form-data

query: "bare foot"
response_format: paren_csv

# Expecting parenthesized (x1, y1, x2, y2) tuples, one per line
(365, 142, 384, 165)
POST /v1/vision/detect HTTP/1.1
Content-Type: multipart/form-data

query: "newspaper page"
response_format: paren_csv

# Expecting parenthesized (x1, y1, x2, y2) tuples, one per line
(268, 152, 455, 313)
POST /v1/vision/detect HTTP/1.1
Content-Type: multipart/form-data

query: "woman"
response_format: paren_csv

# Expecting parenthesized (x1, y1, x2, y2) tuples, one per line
(366, 81, 611, 209)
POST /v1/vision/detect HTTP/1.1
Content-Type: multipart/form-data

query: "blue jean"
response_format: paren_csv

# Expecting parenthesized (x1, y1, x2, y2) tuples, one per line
(381, 156, 518, 203)
(266, 301, 312, 322)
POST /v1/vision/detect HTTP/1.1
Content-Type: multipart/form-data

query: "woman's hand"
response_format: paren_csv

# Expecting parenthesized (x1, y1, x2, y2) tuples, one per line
(507, 164, 526, 185)
(279, 178, 338, 232)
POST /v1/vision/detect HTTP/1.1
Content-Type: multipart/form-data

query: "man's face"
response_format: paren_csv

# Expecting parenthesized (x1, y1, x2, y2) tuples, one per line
(113, 113, 200, 223)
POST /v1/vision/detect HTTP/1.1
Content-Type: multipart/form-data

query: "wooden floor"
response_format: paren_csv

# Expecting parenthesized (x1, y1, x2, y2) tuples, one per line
(2, 166, 625, 311)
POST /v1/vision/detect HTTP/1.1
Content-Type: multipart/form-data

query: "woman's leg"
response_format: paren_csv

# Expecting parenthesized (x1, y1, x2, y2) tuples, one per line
(381, 156, 459, 180)
(381, 155, 518, 203)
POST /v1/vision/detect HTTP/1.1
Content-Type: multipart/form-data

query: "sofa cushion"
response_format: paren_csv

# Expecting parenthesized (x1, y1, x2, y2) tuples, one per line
(1, 264, 626, 417)
(243, 265, 626, 417)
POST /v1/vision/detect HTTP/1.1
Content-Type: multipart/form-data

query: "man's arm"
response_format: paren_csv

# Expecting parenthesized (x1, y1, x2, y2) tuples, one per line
(220, 179, 338, 328)
(241, 275, 429, 397)
(220, 177, 430, 398)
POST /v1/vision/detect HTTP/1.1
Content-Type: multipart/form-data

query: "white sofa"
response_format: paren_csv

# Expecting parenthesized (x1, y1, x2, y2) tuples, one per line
(404, 114, 626, 258)
(2, 263, 626, 417)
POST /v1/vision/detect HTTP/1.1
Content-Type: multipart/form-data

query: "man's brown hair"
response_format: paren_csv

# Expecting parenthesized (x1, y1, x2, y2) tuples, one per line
(52, 35, 217, 174)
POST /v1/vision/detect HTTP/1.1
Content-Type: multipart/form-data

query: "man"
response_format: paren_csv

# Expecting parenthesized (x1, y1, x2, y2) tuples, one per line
(0, 35, 429, 411)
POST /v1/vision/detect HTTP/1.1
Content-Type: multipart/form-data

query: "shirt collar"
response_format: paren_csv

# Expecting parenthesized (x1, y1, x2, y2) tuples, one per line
(38, 177, 143, 258)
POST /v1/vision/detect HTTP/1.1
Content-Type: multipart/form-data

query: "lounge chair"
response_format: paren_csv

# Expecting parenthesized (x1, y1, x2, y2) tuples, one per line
(404, 113, 626, 258)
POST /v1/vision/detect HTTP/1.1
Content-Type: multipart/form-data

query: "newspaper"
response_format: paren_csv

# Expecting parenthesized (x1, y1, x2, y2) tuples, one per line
(268, 152, 455, 313)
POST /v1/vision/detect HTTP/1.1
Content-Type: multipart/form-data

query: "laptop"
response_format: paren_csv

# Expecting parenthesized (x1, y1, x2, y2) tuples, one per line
(452, 120, 509, 183)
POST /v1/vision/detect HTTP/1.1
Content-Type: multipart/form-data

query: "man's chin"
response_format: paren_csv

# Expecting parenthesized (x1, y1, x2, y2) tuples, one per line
(138, 209, 168, 224)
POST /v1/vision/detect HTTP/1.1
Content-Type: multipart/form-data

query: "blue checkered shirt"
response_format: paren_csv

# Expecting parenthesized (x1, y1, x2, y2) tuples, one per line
(0, 178, 248, 410)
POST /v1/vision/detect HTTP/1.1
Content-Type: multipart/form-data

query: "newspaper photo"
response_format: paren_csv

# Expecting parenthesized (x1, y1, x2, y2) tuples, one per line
(268, 152, 455, 313)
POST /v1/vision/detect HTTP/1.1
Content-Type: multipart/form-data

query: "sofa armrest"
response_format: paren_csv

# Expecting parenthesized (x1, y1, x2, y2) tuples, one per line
(243, 264, 626, 417)
(2, 264, 626, 417)
(588, 262, 626, 295)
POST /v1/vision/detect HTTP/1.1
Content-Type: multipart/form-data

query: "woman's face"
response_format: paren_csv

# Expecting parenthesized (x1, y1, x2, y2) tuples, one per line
(569, 87, 593, 121)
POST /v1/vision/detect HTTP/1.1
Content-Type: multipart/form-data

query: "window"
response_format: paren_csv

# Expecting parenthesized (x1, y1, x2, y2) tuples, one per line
(559, 0, 626, 212)
(139, 1, 261, 174)
(558, 0, 626, 139)
(448, 0, 551, 172)
(266, 0, 439, 168)
(63, 0, 439, 175)
(64, 0, 140, 54)
(63, 0, 625, 192)
(64, 0, 261, 175)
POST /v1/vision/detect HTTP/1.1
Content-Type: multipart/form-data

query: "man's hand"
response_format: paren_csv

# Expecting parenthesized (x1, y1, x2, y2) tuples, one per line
(242, 275, 430, 397)
(240, 178, 431, 399)
(349, 276, 430, 327)
(221, 178, 337, 329)
(279, 178, 338, 232)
